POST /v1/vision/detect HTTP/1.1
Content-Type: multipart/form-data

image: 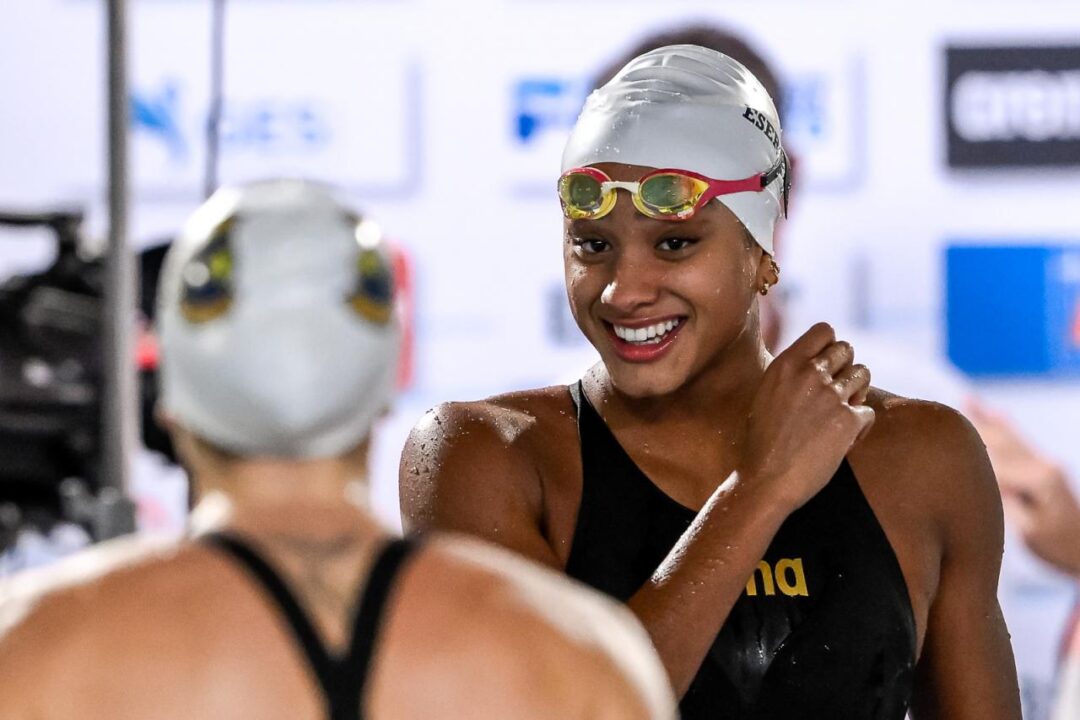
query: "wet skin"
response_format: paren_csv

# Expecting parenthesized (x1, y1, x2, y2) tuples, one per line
(401, 163, 1021, 718)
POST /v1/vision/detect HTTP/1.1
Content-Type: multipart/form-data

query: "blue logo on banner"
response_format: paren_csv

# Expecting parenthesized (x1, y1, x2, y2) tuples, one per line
(132, 80, 187, 162)
(946, 243, 1080, 376)
(785, 75, 827, 139)
(513, 78, 586, 144)
(220, 101, 331, 151)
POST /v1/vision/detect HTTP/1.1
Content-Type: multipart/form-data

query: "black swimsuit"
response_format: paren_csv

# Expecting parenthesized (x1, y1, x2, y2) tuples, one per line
(203, 533, 418, 720)
(564, 382, 916, 720)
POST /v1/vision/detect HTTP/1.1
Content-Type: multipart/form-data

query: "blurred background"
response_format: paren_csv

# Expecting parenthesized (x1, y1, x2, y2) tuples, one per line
(2, 0, 1079, 717)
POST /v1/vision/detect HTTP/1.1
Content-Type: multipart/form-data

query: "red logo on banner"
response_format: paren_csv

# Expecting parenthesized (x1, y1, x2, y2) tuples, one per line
(389, 241, 416, 390)
(1072, 298, 1080, 348)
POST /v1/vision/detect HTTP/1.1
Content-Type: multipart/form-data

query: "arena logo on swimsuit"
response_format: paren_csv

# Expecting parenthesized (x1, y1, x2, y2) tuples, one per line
(744, 558, 808, 597)
(741, 106, 782, 151)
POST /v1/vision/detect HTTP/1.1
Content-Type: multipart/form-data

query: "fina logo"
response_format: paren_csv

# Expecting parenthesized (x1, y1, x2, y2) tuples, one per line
(513, 78, 587, 144)
(946, 45, 1080, 168)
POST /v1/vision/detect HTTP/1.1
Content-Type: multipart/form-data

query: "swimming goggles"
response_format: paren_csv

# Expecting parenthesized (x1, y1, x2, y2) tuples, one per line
(558, 152, 787, 222)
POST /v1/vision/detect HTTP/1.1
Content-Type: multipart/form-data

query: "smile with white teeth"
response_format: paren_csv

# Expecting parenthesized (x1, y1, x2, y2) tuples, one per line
(612, 318, 681, 345)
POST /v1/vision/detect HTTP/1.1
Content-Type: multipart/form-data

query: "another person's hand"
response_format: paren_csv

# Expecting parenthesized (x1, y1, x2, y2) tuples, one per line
(968, 400, 1080, 577)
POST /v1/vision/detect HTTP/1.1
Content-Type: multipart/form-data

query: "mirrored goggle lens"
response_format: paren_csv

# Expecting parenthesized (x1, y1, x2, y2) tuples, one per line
(639, 174, 708, 216)
(559, 173, 605, 216)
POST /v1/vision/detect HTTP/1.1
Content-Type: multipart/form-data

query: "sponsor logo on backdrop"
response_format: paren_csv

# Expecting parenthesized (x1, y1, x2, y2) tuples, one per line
(507, 77, 587, 194)
(946, 243, 1080, 376)
(945, 45, 1080, 168)
(133, 81, 188, 162)
(126, 65, 421, 200)
(513, 78, 587, 145)
(219, 100, 331, 154)
(780, 63, 865, 192)
(786, 75, 826, 139)
(134, 80, 330, 161)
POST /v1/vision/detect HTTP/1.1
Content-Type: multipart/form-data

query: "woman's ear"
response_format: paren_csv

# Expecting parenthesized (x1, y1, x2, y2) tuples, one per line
(755, 253, 780, 295)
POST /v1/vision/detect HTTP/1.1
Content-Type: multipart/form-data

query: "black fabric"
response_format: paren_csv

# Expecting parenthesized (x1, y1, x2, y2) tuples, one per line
(565, 381, 917, 720)
(203, 533, 418, 720)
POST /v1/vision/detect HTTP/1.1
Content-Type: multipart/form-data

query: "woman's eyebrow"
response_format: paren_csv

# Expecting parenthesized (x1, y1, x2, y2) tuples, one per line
(567, 218, 609, 232)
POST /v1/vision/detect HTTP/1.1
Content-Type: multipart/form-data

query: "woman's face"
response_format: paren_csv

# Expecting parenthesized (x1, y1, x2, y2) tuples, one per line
(563, 163, 770, 398)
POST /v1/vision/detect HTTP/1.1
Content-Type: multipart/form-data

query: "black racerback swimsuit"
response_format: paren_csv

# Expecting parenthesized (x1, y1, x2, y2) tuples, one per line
(564, 382, 916, 720)
(202, 533, 419, 720)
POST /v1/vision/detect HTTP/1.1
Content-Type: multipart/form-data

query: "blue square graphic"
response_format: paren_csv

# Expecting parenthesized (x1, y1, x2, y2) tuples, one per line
(946, 244, 1080, 377)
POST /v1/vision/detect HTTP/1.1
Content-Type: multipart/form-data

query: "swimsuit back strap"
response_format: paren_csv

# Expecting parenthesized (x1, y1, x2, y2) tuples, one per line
(335, 537, 419, 719)
(202, 532, 420, 720)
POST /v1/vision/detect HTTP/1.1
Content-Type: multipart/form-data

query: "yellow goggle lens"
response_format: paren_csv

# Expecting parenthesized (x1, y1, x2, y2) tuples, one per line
(638, 174, 709, 216)
(560, 173, 607, 219)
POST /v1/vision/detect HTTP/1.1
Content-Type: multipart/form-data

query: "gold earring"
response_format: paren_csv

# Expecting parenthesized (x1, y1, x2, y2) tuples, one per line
(760, 281, 771, 296)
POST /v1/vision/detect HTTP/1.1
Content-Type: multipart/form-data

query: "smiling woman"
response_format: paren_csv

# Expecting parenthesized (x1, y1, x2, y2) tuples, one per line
(562, 174, 766, 397)
(400, 44, 1021, 720)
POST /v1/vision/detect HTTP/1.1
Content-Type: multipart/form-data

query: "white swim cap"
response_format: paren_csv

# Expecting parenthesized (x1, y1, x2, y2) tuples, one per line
(562, 44, 788, 254)
(158, 179, 400, 459)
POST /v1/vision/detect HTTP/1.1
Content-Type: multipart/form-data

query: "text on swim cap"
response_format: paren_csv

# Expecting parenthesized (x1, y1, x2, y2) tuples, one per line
(742, 107, 782, 151)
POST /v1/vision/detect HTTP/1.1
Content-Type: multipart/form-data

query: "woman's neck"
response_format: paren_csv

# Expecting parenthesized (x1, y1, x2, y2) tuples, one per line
(189, 458, 383, 542)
